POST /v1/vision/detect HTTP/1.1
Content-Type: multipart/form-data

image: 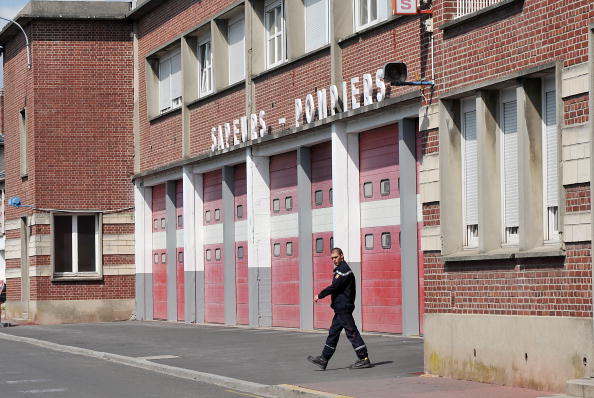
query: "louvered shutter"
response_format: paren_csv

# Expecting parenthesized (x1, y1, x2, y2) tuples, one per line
(545, 90, 558, 208)
(170, 52, 182, 102)
(305, 0, 328, 52)
(228, 18, 245, 84)
(463, 109, 478, 226)
(159, 58, 171, 111)
(503, 100, 519, 228)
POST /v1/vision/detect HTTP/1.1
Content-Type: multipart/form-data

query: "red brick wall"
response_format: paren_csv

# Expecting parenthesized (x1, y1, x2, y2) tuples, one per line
(6, 278, 21, 301)
(566, 183, 591, 213)
(420, 129, 438, 156)
(434, 0, 593, 95)
(423, 244, 592, 317)
(254, 52, 331, 134)
(30, 275, 135, 301)
(138, 0, 238, 171)
(189, 86, 246, 156)
(423, 202, 440, 226)
(564, 94, 589, 126)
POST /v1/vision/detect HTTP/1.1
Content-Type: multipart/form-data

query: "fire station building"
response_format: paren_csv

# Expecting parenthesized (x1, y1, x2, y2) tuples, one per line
(1, 0, 594, 393)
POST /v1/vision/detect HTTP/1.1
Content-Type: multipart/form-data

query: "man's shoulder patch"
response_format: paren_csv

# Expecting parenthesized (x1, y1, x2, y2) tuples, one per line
(335, 274, 340, 279)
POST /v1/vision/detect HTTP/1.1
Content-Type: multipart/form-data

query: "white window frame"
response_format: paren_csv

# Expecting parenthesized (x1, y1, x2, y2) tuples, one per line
(500, 87, 519, 246)
(461, 97, 479, 248)
(52, 213, 102, 278)
(542, 77, 559, 242)
(198, 35, 213, 97)
(304, 0, 329, 52)
(228, 15, 246, 84)
(159, 49, 182, 113)
(265, 0, 286, 69)
(354, 0, 387, 31)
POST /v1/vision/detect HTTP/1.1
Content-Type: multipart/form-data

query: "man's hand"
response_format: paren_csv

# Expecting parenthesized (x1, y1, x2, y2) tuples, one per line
(313, 295, 319, 303)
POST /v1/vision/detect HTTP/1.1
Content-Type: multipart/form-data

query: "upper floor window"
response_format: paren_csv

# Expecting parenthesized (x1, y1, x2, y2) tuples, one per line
(456, 0, 503, 18)
(228, 16, 246, 84)
(543, 78, 559, 242)
(159, 49, 182, 113)
(354, 0, 387, 31)
(304, 0, 329, 52)
(501, 88, 519, 245)
(198, 36, 213, 96)
(462, 98, 478, 248)
(265, 0, 285, 68)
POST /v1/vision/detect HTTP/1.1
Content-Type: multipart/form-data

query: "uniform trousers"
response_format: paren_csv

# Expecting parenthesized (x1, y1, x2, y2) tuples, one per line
(321, 312, 368, 360)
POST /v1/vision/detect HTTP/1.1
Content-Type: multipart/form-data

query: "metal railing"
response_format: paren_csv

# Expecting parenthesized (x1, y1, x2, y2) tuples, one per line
(456, 0, 503, 17)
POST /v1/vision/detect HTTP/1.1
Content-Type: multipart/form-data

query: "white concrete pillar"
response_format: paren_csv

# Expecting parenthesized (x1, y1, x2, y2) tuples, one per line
(182, 166, 199, 323)
(246, 148, 272, 327)
(331, 122, 362, 325)
(134, 180, 153, 320)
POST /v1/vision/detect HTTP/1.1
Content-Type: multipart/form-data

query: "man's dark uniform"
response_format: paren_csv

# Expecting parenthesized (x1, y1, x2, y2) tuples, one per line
(308, 260, 370, 369)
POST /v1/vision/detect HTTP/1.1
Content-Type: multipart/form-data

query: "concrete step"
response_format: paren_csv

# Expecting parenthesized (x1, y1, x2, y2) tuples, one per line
(566, 379, 594, 398)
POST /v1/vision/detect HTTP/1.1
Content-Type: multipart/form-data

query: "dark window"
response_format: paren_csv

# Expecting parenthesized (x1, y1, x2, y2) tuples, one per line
(285, 196, 293, 211)
(315, 238, 324, 253)
(161, 218, 166, 229)
(77, 215, 96, 272)
(215, 248, 221, 260)
(161, 253, 166, 264)
(329, 237, 334, 252)
(381, 232, 391, 249)
(273, 198, 280, 212)
(54, 216, 73, 273)
(154, 253, 159, 264)
(273, 243, 281, 257)
(214, 209, 220, 221)
(178, 251, 184, 263)
(237, 204, 244, 218)
(286, 242, 293, 256)
(177, 214, 183, 228)
(329, 188, 333, 204)
(153, 219, 159, 230)
(205, 210, 211, 223)
(54, 215, 97, 274)
(315, 190, 323, 205)
(380, 179, 390, 196)
(365, 234, 374, 249)
(237, 246, 244, 259)
(363, 182, 373, 198)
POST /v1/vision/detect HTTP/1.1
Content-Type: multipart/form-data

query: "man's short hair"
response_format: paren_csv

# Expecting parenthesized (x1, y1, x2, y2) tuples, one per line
(331, 247, 343, 256)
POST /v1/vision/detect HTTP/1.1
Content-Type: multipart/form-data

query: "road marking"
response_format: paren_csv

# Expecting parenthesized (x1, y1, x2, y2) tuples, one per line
(224, 389, 264, 398)
(138, 355, 180, 360)
(278, 384, 355, 398)
(5, 379, 51, 384)
(19, 388, 68, 394)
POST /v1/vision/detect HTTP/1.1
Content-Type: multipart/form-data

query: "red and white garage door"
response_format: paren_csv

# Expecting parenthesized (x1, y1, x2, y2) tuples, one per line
(359, 125, 402, 334)
(175, 180, 185, 321)
(204, 170, 224, 324)
(152, 184, 167, 320)
(270, 152, 300, 328)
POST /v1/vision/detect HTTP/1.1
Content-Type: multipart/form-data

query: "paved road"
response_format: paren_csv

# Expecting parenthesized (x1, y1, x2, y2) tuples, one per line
(0, 321, 424, 386)
(0, 338, 263, 398)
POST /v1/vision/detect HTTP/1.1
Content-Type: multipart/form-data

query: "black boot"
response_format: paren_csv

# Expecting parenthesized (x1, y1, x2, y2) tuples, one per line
(350, 357, 372, 369)
(307, 355, 328, 370)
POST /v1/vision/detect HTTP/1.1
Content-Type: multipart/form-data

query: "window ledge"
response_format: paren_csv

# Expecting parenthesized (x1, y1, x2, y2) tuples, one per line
(439, 0, 523, 31)
(52, 274, 103, 282)
(186, 79, 245, 108)
(444, 245, 564, 262)
(149, 106, 182, 123)
(251, 44, 330, 82)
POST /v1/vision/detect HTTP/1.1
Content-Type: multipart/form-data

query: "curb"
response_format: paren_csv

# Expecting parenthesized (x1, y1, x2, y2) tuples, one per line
(0, 331, 346, 398)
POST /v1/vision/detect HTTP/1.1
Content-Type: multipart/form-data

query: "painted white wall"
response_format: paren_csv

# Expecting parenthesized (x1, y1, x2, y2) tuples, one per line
(203, 223, 224, 245)
(270, 213, 299, 238)
(312, 207, 333, 233)
(360, 198, 400, 228)
(247, 149, 271, 269)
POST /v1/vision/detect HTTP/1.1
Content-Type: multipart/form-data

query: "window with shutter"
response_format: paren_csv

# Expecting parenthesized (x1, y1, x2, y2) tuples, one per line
(198, 37, 212, 96)
(159, 58, 171, 112)
(462, 98, 478, 247)
(158, 49, 182, 113)
(501, 90, 519, 244)
(305, 0, 328, 52)
(228, 17, 245, 84)
(170, 52, 182, 107)
(543, 78, 559, 241)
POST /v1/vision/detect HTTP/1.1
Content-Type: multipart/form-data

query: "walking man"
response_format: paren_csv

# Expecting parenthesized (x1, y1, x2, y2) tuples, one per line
(307, 247, 371, 370)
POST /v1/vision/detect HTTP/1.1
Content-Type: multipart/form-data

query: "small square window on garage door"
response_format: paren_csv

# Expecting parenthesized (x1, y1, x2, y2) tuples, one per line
(315, 237, 324, 253)
(315, 190, 323, 205)
(286, 241, 293, 256)
(206, 249, 212, 261)
(363, 182, 373, 198)
(237, 204, 244, 218)
(365, 234, 374, 250)
(237, 246, 244, 259)
(381, 232, 391, 249)
(215, 248, 221, 261)
(273, 243, 281, 257)
(380, 179, 390, 196)
(273, 198, 280, 212)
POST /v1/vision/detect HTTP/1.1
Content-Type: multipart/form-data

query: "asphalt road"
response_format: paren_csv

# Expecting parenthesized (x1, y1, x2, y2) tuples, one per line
(0, 338, 265, 398)
(0, 321, 424, 386)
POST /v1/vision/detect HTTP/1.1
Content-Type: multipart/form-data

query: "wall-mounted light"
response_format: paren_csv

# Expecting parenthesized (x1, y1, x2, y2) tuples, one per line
(383, 62, 433, 86)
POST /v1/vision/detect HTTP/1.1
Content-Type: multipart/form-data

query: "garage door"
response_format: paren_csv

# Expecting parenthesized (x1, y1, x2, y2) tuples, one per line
(152, 184, 167, 320)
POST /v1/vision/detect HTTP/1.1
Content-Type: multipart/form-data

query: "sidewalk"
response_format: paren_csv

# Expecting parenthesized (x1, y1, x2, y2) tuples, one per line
(0, 321, 554, 398)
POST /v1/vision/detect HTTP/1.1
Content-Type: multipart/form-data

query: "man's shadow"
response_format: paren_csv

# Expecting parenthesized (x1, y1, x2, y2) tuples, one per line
(321, 360, 393, 371)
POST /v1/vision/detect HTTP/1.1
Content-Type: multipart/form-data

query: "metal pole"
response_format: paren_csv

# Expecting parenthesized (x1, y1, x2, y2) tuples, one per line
(0, 16, 31, 69)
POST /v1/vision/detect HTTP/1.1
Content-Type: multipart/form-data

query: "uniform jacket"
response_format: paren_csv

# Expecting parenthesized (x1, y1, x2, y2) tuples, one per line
(318, 261, 356, 314)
